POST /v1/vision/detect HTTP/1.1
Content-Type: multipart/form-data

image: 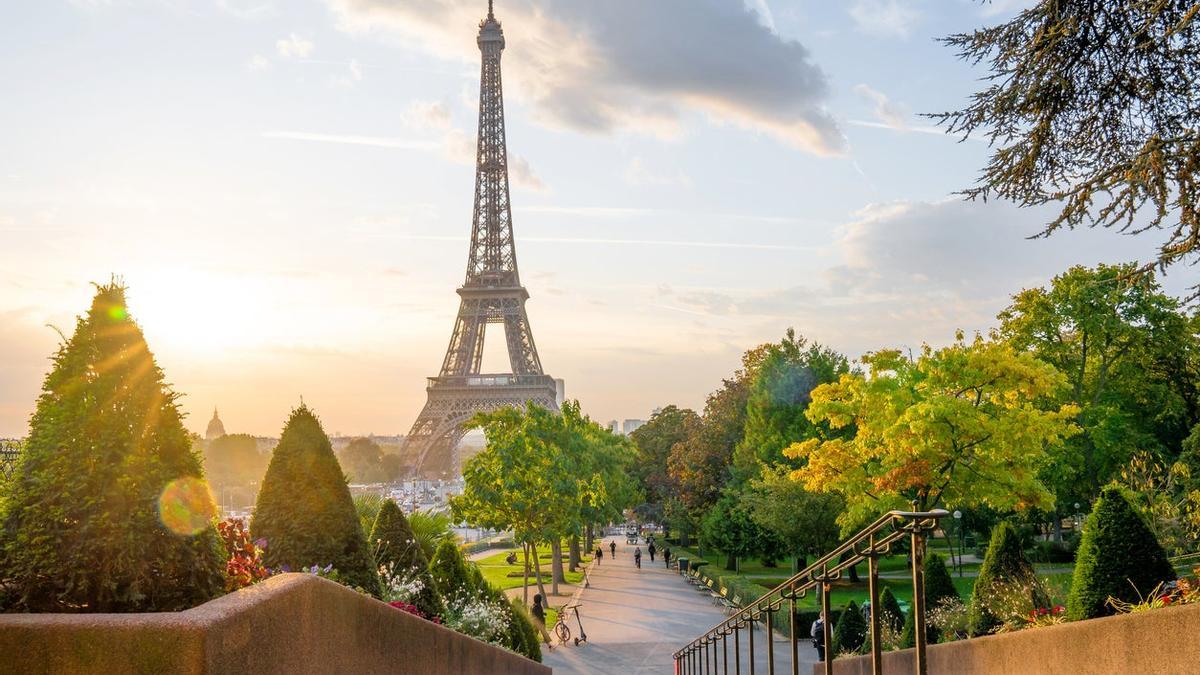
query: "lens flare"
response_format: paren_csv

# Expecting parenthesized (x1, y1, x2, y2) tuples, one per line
(106, 305, 128, 321)
(158, 477, 217, 536)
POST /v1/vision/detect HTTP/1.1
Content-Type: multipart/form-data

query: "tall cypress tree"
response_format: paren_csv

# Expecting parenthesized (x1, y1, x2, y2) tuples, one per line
(252, 405, 380, 596)
(0, 281, 224, 612)
(370, 499, 444, 618)
(1067, 487, 1176, 620)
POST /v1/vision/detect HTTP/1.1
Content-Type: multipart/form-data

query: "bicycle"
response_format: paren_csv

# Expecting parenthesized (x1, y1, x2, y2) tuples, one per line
(552, 603, 588, 646)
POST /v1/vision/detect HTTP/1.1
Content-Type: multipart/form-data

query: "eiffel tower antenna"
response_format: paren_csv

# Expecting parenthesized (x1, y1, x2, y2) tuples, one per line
(399, 1, 559, 478)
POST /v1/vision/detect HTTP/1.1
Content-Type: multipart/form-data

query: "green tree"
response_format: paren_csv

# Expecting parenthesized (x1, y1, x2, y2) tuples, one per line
(203, 432, 268, 488)
(878, 587, 904, 633)
(508, 597, 543, 662)
(629, 405, 698, 516)
(408, 510, 455, 561)
(429, 538, 472, 599)
(370, 499, 444, 618)
(968, 522, 1049, 636)
(743, 466, 842, 569)
(733, 329, 850, 477)
(935, 1, 1200, 296)
(1067, 486, 1176, 620)
(788, 333, 1079, 527)
(0, 281, 224, 612)
(251, 405, 380, 596)
(900, 553, 961, 647)
(999, 264, 1199, 508)
(701, 491, 784, 570)
(831, 600, 867, 655)
(340, 437, 386, 484)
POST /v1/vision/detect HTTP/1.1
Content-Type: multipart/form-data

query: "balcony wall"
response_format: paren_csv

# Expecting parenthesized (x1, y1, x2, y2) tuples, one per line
(817, 601, 1200, 675)
(0, 573, 550, 675)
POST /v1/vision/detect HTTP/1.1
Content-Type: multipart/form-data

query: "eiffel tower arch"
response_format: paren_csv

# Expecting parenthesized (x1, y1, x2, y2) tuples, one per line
(400, 1, 559, 478)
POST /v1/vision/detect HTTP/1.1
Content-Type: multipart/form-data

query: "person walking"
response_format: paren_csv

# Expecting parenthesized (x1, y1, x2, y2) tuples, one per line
(648, 541, 657, 562)
(609, 540, 616, 558)
(595, 546, 603, 564)
(811, 613, 826, 661)
(530, 594, 555, 650)
(634, 546, 642, 569)
(663, 547, 672, 568)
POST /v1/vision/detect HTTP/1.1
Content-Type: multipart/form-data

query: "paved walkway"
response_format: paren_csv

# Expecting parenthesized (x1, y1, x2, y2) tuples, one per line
(543, 542, 819, 674)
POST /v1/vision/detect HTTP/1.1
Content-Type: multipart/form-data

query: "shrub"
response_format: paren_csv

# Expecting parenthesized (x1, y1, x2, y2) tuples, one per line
(831, 600, 867, 655)
(508, 597, 543, 662)
(968, 522, 1048, 635)
(251, 405, 380, 596)
(900, 553, 961, 646)
(218, 518, 270, 592)
(1067, 486, 1176, 620)
(370, 499, 443, 618)
(0, 281, 224, 612)
(430, 538, 473, 598)
(878, 587, 904, 632)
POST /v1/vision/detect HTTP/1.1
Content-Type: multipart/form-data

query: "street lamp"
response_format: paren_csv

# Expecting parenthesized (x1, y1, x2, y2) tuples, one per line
(952, 510, 963, 578)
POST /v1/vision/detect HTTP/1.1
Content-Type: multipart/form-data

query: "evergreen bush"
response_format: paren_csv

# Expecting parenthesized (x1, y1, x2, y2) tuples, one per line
(430, 538, 473, 598)
(251, 405, 380, 596)
(899, 552, 961, 646)
(878, 587, 904, 632)
(1066, 486, 1176, 620)
(370, 499, 444, 618)
(0, 282, 225, 612)
(967, 522, 1048, 635)
(831, 600, 867, 655)
(508, 597, 543, 662)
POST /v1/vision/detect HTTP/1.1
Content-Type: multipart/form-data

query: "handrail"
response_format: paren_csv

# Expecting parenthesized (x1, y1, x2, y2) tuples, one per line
(673, 507, 949, 675)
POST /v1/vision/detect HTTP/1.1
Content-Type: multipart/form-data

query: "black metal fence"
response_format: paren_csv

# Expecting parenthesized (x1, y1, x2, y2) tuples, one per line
(674, 507, 949, 675)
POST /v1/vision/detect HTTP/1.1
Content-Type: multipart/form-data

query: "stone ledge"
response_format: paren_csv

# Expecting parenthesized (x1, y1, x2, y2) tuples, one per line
(0, 573, 550, 675)
(816, 601, 1200, 675)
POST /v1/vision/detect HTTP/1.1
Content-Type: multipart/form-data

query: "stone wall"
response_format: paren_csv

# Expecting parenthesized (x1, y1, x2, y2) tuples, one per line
(0, 573, 550, 675)
(816, 601, 1200, 675)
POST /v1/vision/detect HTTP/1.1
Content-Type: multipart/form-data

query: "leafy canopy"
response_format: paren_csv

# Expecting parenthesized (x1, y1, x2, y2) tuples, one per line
(787, 333, 1079, 527)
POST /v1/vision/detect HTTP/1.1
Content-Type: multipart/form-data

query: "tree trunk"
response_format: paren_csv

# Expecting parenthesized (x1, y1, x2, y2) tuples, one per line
(725, 553, 737, 571)
(522, 541, 532, 606)
(568, 535, 581, 572)
(794, 555, 807, 573)
(680, 529, 690, 547)
(848, 562, 860, 583)
(551, 539, 565, 594)
(585, 523, 594, 553)
(1053, 509, 1064, 542)
(531, 541, 550, 600)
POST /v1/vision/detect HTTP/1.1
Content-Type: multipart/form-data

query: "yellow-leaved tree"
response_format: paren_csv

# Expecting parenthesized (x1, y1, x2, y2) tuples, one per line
(785, 332, 1079, 528)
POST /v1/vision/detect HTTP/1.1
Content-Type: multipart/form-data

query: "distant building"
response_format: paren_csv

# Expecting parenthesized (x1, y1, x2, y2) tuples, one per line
(205, 408, 226, 441)
(608, 420, 619, 434)
(622, 419, 646, 435)
(555, 379, 566, 407)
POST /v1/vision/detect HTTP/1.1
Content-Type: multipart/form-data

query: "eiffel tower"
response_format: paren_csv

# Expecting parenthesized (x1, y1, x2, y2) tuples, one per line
(400, 1, 559, 478)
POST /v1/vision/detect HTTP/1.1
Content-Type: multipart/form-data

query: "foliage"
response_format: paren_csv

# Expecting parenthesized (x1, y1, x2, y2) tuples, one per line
(1107, 569, 1200, 614)
(354, 493, 385, 539)
(429, 539, 473, 599)
(508, 597, 543, 662)
(899, 553, 961, 646)
(218, 518, 269, 592)
(831, 600, 867, 656)
(339, 437, 402, 484)
(788, 333, 1079, 527)
(743, 466, 843, 563)
(371, 499, 444, 618)
(629, 405, 699, 506)
(1118, 452, 1200, 555)
(1067, 486, 1176, 620)
(998, 264, 1200, 503)
(388, 599, 438, 622)
(878, 586, 904, 633)
(203, 433, 268, 488)
(251, 405, 381, 597)
(925, 597, 969, 644)
(968, 522, 1050, 635)
(0, 281, 225, 612)
(733, 329, 851, 476)
(408, 510, 455, 561)
(700, 491, 784, 569)
(441, 589, 510, 645)
(934, 1, 1200, 296)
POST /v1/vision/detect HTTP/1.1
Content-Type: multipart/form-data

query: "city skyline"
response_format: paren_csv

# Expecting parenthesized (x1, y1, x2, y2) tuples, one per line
(1, 0, 1191, 438)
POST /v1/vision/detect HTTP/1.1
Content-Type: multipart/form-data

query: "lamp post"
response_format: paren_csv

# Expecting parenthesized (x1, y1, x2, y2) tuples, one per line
(952, 510, 963, 577)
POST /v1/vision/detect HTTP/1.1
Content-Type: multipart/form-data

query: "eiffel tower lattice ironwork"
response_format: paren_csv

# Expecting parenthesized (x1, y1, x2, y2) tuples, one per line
(400, 1, 558, 478)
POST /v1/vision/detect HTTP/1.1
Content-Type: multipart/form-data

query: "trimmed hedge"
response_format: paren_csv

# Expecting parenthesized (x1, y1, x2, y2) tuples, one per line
(1067, 487, 1175, 620)
(968, 522, 1047, 636)
(370, 499, 444, 618)
(831, 600, 867, 655)
(252, 405, 381, 596)
(0, 282, 224, 612)
(430, 539, 473, 598)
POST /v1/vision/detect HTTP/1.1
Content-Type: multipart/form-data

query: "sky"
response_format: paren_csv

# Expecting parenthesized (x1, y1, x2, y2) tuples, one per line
(0, 0, 1190, 438)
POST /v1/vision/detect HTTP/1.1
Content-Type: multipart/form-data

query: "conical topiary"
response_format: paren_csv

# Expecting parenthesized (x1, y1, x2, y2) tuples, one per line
(370, 499, 444, 618)
(831, 600, 867, 655)
(251, 405, 380, 596)
(900, 552, 961, 646)
(967, 522, 1048, 635)
(429, 538, 472, 599)
(0, 281, 224, 612)
(1066, 487, 1176, 620)
(508, 596, 543, 662)
(878, 586, 904, 632)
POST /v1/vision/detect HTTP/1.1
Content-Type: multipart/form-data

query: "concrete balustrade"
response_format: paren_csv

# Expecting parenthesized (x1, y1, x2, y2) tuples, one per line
(0, 573, 550, 675)
(817, 601, 1200, 675)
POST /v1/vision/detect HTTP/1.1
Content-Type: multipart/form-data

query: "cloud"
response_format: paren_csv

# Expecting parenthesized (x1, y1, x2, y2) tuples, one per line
(218, 0, 276, 20)
(348, 58, 363, 81)
(404, 103, 545, 190)
(276, 33, 314, 59)
(848, 0, 920, 38)
(262, 131, 438, 150)
(246, 54, 271, 72)
(326, 0, 844, 156)
(402, 100, 453, 131)
(852, 84, 910, 129)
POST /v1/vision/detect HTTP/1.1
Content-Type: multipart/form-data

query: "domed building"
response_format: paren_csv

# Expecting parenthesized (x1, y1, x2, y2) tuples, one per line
(205, 408, 226, 441)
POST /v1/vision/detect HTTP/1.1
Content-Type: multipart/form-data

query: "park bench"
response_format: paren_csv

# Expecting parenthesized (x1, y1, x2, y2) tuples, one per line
(716, 586, 738, 612)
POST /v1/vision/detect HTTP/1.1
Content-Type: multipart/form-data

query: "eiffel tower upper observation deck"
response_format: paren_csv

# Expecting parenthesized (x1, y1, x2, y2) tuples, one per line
(400, 1, 559, 478)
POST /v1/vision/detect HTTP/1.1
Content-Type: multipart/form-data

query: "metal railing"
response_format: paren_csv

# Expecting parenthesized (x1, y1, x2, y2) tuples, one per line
(673, 507, 949, 675)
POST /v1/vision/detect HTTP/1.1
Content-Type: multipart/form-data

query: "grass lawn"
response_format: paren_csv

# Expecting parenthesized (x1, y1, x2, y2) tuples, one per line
(476, 543, 593, 592)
